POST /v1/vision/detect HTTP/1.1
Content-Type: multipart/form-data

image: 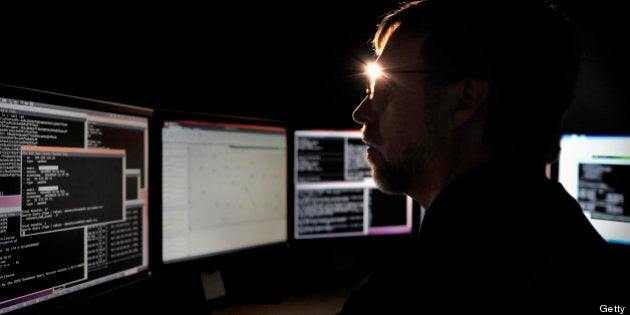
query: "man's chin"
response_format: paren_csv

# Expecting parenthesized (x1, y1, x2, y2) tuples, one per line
(370, 166, 399, 195)
(369, 162, 409, 195)
(373, 177, 398, 195)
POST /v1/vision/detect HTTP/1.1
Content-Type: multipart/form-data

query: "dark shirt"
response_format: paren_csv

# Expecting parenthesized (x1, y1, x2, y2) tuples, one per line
(339, 159, 625, 314)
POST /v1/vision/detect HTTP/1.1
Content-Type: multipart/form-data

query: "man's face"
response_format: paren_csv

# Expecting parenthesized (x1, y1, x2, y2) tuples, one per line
(352, 31, 453, 195)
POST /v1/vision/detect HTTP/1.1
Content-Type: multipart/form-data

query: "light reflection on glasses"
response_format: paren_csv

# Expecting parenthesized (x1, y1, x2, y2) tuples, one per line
(364, 62, 429, 99)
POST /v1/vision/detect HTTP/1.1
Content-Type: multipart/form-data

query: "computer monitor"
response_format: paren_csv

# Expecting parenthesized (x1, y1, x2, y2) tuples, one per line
(0, 84, 151, 314)
(159, 110, 288, 264)
(293, 129, 414, 240)
(557, 133, 630, 246)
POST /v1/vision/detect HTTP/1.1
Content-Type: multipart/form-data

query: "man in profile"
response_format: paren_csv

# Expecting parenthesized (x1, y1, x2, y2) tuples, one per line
(339, 0, 626, 313)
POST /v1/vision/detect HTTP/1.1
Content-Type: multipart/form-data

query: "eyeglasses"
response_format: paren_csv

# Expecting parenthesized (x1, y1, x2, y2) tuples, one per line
(364, 62, 429, 99)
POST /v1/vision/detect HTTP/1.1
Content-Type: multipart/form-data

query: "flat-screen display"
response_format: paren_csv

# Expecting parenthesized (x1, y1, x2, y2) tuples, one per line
(293, 129, 413, 240)
(0, 84, 151, 314)
(557, 133, 630, 246)
(160, 112, 288, 264)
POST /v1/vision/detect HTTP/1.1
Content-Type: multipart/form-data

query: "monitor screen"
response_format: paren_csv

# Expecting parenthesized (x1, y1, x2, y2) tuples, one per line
(557, 133, 630, 246)
(293, 129, 414, 240)
(0, 84, 151, 314)
(160, 112, 288, 264)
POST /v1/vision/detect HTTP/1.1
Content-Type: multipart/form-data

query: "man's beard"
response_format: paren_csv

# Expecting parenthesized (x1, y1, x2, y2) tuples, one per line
(369, 144, 432, 195)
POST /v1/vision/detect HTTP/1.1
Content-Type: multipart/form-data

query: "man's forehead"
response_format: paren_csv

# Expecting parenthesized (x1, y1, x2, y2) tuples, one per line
(376, 32, 427, 71)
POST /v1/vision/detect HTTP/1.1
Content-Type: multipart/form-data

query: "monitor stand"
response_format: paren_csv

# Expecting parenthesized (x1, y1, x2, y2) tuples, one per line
(201, 269, 227, 301)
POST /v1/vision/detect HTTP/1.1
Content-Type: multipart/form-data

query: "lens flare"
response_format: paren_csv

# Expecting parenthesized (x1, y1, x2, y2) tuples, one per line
(365, 62, 382, 99)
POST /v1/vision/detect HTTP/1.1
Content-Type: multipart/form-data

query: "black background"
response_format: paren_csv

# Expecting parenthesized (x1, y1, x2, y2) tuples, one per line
(1, 0, 628, 131)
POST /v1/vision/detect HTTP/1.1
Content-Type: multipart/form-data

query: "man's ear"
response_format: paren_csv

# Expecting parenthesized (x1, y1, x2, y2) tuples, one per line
(450, 78, 489, 128)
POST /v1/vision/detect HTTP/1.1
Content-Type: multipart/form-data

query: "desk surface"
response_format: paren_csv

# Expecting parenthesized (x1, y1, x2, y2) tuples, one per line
(211, 285, 351, 315)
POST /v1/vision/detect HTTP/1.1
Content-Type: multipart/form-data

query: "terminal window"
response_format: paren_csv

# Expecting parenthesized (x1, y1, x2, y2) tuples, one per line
(0, 94, 149, 313)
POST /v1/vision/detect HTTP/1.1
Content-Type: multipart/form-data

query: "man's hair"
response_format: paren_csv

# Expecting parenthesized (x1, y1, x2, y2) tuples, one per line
(374, 0, 581, 163)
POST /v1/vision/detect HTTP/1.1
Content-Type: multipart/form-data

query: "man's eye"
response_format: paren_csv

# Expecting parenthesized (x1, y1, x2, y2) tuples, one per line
(367, 77, 392, 100)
